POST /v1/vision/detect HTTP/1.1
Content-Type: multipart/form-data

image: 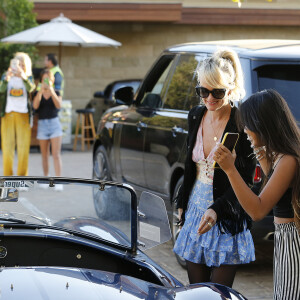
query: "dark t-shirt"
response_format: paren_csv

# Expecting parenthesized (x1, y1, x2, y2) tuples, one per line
(35, 91, 60, 120)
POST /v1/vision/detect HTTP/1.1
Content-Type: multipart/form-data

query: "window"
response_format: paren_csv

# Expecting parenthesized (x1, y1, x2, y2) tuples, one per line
(256, 65, 300, 123)
(162, 55, 204, 111)
(139, 55, 175, 109)
(185, 65, 202, 111)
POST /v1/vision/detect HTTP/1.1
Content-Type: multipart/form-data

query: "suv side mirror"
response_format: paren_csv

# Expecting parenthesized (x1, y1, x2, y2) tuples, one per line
(0, 187, 18, 202)
(93, 91, 104, 98)
(114, 87, 134, 105)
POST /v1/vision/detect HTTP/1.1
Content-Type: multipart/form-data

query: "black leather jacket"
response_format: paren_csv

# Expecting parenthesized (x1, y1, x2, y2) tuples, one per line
(176, 105, 257, 235)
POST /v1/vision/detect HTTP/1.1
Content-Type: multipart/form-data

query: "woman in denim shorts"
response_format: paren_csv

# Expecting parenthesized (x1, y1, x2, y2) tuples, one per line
(33, 69, 63, 190)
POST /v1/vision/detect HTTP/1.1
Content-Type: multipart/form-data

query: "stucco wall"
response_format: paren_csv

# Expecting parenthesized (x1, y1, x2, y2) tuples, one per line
(35, 22, 300, 125)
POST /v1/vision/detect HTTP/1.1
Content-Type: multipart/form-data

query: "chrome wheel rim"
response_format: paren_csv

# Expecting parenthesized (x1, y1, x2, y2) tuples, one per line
(93, 151, 108, 180)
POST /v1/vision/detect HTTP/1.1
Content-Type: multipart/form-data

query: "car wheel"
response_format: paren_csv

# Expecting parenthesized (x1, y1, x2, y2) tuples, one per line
(93, 145, 113, 219)
(93, 145, 129, 220)
(172, 176, 187, 269)
(93, 145, 112, 181)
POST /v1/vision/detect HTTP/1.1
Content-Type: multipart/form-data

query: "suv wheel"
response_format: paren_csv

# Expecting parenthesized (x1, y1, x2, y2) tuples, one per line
(172, 176, 187, 269)
(93, 145, 113, 219)
(93, 145, 111, 181)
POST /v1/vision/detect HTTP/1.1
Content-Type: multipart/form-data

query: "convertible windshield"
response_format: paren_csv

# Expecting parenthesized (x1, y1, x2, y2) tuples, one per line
(0, 178, 134, 249)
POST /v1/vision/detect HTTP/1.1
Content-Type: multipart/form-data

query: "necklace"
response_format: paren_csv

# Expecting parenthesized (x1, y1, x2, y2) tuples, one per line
(209, 114, 229, 143)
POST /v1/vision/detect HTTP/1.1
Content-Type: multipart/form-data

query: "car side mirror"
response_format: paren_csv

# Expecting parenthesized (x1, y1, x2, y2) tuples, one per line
(0, 187, 18, 202)
(114, 87, 134, 105)
(94, 91, 104, 98)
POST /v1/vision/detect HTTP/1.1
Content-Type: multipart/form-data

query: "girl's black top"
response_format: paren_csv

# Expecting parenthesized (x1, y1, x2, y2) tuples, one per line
(268, 167, 294, 218)
(35, 91, 60, 120)
(176, 105, 257, 236)
(273, 188, 294, 218)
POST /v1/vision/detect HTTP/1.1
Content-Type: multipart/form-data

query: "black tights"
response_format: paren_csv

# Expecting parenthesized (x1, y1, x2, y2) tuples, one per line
(186, 260, 237, 288)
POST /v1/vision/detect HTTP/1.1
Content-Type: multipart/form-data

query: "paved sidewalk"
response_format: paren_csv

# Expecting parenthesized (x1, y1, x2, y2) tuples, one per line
(0, 146, 94, 179)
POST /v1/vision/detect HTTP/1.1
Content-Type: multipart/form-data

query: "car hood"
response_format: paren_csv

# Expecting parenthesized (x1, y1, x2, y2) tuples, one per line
(0, 267, 243, 300)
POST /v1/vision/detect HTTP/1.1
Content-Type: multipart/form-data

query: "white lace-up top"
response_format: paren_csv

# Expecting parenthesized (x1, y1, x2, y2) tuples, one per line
(192, 119, 219, 185)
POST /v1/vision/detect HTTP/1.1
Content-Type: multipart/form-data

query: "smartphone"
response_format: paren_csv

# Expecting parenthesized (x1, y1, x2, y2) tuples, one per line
(44, 77, 50, 86)
(213, 132, 239, 168)
(10, 58, 19, 73)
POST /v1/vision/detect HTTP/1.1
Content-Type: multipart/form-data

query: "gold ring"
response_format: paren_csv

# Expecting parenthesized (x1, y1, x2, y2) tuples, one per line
(207, 222, 213, 228)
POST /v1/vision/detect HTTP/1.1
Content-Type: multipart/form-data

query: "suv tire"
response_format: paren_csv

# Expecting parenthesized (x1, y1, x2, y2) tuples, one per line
(93, 145, 112, 181)
(93, 145, 113, 219)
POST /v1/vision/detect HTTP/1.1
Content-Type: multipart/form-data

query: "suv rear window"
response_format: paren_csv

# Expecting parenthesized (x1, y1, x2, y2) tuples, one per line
(256, 65, 300, 123)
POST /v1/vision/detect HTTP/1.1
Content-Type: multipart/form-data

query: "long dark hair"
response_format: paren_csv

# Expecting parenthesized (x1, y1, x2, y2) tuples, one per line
(240, 89, 300, 230)
(39, 68, 54, 83)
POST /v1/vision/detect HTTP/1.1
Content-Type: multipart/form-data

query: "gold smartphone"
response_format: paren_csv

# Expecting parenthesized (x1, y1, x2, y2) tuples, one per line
(213, 132, 239, 168)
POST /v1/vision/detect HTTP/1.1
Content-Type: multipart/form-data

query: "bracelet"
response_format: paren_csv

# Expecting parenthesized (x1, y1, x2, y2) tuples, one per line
(247, 145, 266, 160)
(254, 146, 266, 161)
(256, 153, 266, 161)
(252, 145, 266, 153)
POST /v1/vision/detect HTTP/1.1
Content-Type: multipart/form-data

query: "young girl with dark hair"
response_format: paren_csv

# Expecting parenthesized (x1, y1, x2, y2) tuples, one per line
(33, 69, 63, 190)
(214, 89, 300, 299)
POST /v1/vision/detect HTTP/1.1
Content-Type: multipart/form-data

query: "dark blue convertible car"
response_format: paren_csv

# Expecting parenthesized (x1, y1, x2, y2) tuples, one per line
(0, 177, 246, 299)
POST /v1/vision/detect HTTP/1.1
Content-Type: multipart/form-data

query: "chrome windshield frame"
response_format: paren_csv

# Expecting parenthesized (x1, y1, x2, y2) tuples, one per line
(0, 176, 138, 254)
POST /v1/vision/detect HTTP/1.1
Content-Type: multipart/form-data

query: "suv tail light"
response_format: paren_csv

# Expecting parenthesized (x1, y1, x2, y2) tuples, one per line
(254, 164, 262, 183)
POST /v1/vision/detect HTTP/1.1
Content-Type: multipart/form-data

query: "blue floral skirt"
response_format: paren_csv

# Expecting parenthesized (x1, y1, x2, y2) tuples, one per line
(173, 179, 255, 267)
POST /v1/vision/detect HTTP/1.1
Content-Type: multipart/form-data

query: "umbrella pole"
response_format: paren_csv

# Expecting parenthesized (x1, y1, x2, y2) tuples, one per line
(58, 42, 62, 66)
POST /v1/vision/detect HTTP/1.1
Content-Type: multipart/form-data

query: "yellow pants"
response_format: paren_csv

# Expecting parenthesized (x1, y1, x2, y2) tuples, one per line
(1, 112, 31, 176)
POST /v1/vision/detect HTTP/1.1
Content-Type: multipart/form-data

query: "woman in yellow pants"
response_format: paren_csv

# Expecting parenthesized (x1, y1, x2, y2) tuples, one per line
(0, 52, 35, 176)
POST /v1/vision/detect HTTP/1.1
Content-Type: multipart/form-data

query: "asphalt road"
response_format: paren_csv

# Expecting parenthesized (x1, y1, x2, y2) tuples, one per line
(0, 146, 273, 300)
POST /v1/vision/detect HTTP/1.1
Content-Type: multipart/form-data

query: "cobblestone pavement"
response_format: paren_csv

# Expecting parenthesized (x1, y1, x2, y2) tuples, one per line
(1, 147, 274, 300)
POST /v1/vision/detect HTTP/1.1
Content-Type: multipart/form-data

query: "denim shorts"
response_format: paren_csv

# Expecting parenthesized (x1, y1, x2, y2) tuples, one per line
(37, 117, 63, 140)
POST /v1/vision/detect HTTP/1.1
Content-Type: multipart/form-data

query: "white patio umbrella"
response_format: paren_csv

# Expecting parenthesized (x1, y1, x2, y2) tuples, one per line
(1, 13, 122, 64)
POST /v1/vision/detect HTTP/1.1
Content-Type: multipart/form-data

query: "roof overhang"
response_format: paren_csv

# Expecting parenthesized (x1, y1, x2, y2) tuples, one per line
(33, 2, 300, 26)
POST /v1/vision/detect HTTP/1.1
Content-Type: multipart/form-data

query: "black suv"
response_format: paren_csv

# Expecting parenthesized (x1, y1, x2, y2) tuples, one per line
(93, 40, 300, 265)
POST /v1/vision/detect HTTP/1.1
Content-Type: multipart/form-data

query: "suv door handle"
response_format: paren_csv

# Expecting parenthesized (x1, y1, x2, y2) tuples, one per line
(137, 121, 147, 132)
(171, 125, 184, 137)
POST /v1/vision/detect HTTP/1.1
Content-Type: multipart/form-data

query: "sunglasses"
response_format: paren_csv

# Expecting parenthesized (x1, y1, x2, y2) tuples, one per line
(195, 86, 227, 100)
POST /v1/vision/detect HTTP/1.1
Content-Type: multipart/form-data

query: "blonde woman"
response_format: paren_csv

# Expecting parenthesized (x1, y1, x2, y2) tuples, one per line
(0, 52, 35, 176)
(173, 49, 256, 287)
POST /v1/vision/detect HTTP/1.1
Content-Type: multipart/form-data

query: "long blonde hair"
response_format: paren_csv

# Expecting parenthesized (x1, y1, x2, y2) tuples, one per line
(14, 52, 32, 77)
(196, 48, 245, 102)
